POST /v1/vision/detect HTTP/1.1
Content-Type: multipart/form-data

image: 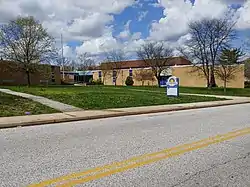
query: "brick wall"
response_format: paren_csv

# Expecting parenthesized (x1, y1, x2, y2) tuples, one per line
(93, 65, 245, 88)
(173, 65, 245, 88)
(93, 69, 158, 86)
(0, 60, 61, 85)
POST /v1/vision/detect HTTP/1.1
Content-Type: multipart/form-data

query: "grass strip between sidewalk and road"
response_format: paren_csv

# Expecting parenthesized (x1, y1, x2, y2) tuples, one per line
(126, 86, 250, 97)
(180, 87, 250, 97)
(0, 92, 58, 117)
(4, 86, 227, 110)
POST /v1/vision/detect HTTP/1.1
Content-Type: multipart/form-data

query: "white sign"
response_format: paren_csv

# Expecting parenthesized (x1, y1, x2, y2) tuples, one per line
(166, 76, 179, 97)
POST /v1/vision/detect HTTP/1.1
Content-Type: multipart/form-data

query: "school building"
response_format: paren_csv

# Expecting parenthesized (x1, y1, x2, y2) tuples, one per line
(0, 60, 61, 85)
(92, 57, 245, 88)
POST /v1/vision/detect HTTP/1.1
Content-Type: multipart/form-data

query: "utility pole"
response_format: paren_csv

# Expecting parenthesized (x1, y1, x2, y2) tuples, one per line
(61, 33, 65, 80)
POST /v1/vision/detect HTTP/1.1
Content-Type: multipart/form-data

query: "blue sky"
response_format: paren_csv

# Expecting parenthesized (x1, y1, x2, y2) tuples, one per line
(112, 1, 164, 39)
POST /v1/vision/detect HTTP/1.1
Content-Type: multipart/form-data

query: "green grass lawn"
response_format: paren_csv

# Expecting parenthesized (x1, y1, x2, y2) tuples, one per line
(4, 86, 226, 110)
(0, 92, 58, 117)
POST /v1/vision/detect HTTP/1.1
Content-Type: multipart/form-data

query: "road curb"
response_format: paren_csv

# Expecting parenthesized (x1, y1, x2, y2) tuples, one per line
(1, 100, 250, 129)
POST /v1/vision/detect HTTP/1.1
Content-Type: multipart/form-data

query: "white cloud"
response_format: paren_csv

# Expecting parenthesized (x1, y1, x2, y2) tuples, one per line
(220, 0, 246, 5)
(149, 3, 161, 8)
(123, 38, 145, 52)
(67, 13, 113, 40)
(131, 32, 142, 40)
(235, 1, 250, 29)
(75, 31, 120, 55)
(0, 0, 135, 42)
(150, 0, 250, 40)
(138, 11, 148, 21)
(150, 0, 229, 40)
(0, 0, 138, 61)
(76, 32, 145, 58)
(117, 20, 142, 41)
(118, 30, 130, 39)
(62, 45, 75, 58)
(118, 20, 132, 39)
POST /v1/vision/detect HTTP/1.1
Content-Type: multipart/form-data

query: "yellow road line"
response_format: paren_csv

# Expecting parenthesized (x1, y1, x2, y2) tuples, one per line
(28, 127, 250, 187)
(29, 129, 243, 187)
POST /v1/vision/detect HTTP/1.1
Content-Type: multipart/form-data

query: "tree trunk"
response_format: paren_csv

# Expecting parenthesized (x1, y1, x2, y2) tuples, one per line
(157, 77, 161, 87)
(26, 71, 31, 87)
(205, 65, 210, 88)
(154, 72, 161, 87)
(210, 69, 216, 88)
(206, 77, 210, 88)
(224, 80, 227, 93)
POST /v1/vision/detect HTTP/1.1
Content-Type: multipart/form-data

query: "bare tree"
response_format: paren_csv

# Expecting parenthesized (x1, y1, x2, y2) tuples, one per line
(104, 50, 125, 86)
(136, 42, 173, 87)
(99, 62, 112, 85)
(69, 59, 77, 71)
(0, 16, 56, 86)
(215, 48, 244, 92)
(55, 56, 75, 71)
(77, 52, 95, 70)
(134, 69, 154, 86)
(76, 52, 95, 83)
(179, 15, 236, 88)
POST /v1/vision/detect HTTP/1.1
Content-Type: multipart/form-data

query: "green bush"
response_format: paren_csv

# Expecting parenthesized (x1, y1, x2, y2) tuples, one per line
(245, 81, 250, 88)
(89, 79, 103, 85)
(95, 79, 103, 85)
(125, 76, 134, 86)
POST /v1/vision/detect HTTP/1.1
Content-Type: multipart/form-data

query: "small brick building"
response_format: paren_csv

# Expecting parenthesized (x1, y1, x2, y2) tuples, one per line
(0, 60, 61, 85)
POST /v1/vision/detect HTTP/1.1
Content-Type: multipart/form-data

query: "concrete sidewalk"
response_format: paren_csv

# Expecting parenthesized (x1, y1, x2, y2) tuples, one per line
(0, 94, 249, 129)
(0, 88, 81, 112)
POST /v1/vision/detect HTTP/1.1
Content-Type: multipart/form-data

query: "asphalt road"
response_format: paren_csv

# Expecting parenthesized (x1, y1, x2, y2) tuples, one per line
(1, 104, 250, 187)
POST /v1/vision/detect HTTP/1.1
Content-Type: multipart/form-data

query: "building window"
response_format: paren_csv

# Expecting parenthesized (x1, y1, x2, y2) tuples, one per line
(98, 71, 102, 78)
(51, 66, 55, 72)
(113, 70, 117, 78)
(129, 69, 132, 77)
(51, 72, 55, 83)
(113, 70, 117, 83)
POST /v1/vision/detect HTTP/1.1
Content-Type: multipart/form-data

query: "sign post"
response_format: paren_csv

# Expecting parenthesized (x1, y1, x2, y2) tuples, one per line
(166, 76, 179, 97)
